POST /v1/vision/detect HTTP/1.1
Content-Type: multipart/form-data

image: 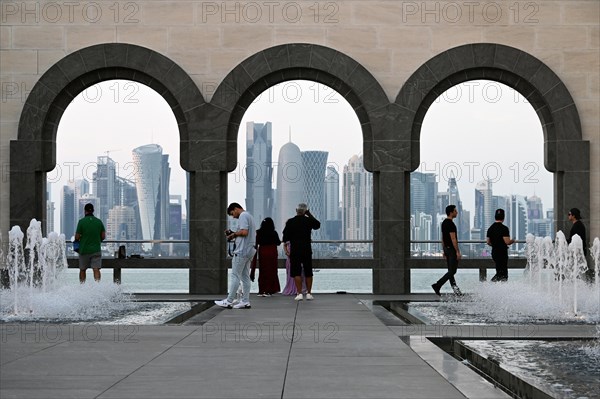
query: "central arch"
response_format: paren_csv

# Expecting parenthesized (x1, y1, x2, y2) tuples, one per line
(196, 43, 390, 294)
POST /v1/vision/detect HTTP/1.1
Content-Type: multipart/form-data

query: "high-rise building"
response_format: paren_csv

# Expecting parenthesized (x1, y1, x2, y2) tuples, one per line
(275, 141, 303, 232)
(301, 151, 328, 240)
(74, 179, 89, 202)
(510, 195, 528, 251)
(325, 165, 340, 221)
(324, 165, 342, 240)
(245, 122, 274, 223)
(60, 185, 75, 239)
(342, 155, 373, 240)
(411, 171, 437, 249)
(169, 195, 183, 240)
(132, 144, 170, 250)
(106, 205, 137, 241)
(46, 182, 55, 233)
(444, 177, 469, 241)
(474, 180, 494, 232)
(411, 172, 437, 219)
(92, 156, 117, 223)
(527, 195, 544, 230)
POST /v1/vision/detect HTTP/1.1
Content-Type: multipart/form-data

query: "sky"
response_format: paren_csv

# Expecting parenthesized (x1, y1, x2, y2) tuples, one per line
(50, 79, 553, 230)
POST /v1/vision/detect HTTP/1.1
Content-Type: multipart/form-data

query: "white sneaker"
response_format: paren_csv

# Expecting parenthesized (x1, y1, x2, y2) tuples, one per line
(305, 293, 314, 300)
(233, 301, 251, 309)
(294, 294, 303, 301)
(214, 299, 233, 308)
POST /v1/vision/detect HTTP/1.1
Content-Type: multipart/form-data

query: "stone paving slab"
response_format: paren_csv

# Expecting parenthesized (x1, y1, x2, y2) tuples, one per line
(1, 294, 513, 399)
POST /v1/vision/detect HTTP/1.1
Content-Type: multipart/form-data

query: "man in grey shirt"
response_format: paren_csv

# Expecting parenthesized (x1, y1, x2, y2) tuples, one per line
(215, 202, 256, 309)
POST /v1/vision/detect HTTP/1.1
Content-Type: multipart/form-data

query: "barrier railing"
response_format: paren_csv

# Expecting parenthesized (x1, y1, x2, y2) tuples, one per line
(65, 239, 528, 284)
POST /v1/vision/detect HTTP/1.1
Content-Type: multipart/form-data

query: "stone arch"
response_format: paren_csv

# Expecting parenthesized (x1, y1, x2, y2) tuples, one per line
(10, 43, 204, 230)
(189, 43, 391, 294)
(396, 42, 589, 241)
(210, 43, 389, 172)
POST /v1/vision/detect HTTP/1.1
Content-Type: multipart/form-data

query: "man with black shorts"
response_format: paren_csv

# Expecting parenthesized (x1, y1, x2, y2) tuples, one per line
(282, 203, 320, 301)
(486, 208, 515, 282)
(432, 204, 462, 296)
(75, 203, 106, 283)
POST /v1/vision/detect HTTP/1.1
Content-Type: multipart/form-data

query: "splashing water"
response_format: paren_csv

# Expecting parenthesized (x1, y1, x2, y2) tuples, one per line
(2, 220, 132, 320)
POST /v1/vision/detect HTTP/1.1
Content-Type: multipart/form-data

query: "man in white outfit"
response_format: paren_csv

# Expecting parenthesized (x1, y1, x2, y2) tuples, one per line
(215, 202, 256, 309)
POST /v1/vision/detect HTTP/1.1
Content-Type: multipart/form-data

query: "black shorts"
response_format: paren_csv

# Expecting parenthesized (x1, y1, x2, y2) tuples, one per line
(290, 253, 313, 278)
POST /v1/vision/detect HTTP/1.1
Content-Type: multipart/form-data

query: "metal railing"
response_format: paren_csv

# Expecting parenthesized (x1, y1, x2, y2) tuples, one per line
(65, 239, 529, 284)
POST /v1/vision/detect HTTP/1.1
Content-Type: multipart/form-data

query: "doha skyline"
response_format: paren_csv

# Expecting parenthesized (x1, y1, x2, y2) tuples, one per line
(48, 79, 553, 234)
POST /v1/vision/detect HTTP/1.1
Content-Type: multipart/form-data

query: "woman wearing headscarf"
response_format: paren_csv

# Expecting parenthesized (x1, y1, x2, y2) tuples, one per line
(252, 217, 281, 296)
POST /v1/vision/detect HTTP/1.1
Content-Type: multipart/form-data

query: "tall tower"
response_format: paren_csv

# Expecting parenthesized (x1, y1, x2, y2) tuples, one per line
(275, 141, 303, 232)
(474, 180, 494, 232)
(511, 195, 529, 251)
(92, 155, 117, 223)
(324, 165, 341, 240)
(342, 155, 373, 240)
(132, 144, 170, 249)
(60, 185, 75, 239)
(447, 177, 469, 241)
(245, 122, 273, 223)
(411, 171, 438, 242)
(301, 150, 328, 240)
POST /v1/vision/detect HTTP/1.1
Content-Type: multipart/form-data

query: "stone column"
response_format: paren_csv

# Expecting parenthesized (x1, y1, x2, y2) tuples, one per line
(373, 170, 411, 294)
(188, 170, 228, 294)
(9, 140, 46, 233)
(553, 140, 590, 237)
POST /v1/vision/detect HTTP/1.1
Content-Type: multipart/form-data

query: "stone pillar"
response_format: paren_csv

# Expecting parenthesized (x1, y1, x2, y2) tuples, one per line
(9, 140, 46, 233)
(373, 170, 411, 294)
(188, 170, 228, 294)
(553, 140, 590, 236)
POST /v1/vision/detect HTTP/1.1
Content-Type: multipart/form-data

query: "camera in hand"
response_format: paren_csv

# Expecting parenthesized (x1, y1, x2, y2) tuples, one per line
(225, 229, 235, 241)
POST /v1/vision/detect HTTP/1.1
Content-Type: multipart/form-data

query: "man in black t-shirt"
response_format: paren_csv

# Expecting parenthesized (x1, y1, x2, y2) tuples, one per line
(283, 203, 321, 301)
(432, 205, 462, 296)
(486, 209, 515, 282)
(567, 208, 587, 255)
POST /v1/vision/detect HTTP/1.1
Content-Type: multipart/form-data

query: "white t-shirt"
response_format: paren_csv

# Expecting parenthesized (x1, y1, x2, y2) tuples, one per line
(234, 211, 256, 257)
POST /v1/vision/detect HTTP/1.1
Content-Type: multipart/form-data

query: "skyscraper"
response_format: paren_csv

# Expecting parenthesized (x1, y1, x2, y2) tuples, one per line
(324, 165, 342, 240)
(132, 144, 170, 249)
(275, 141, 303, 232)
(510, 195, 528, 251)
(411, 171, 438, 245)
(106, 205, 137, 241)
(342, 155, 373, 240)
(245, 122, 274, 223)
(60, 185, 75, 239)
(46, 182, 55, 233)
(474, 180, 494, 232)
(300, 150, 328, 240)
(92, 155, 117, 223)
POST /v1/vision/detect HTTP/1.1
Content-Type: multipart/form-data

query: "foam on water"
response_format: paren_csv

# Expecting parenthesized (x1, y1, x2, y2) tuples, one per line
(1, 219, 134, 322)
(1, 281, 132, 322)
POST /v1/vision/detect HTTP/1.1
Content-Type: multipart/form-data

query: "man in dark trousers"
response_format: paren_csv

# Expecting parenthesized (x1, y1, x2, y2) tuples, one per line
(486, 208, 515, 282)
(282, 203, 320, 301)
(432, 205, 462, 296)
(75, 203, 106, 283)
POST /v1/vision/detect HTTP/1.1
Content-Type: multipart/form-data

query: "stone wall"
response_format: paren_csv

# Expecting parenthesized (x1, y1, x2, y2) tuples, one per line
(1, 0, 598, 237)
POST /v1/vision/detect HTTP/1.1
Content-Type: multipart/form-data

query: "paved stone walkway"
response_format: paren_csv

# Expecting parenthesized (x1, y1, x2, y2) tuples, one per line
(1, 295, 512, 398)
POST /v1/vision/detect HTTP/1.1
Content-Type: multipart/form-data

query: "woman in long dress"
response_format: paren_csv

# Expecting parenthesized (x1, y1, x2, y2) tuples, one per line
(282, 242, 307, 295)
(253, 217, 281, 296)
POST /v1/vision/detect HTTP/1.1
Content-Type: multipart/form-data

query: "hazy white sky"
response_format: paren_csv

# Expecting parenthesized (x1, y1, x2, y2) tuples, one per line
(51, 79, 553, 230)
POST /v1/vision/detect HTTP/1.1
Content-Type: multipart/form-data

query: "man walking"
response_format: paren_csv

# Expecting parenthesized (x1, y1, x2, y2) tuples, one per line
(215, 202, 256, 309)
(282, 203, 320, 301)
(75, 203, 105, 283)
(432, 205, 462, 296)
(486, 208, 515, 282)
